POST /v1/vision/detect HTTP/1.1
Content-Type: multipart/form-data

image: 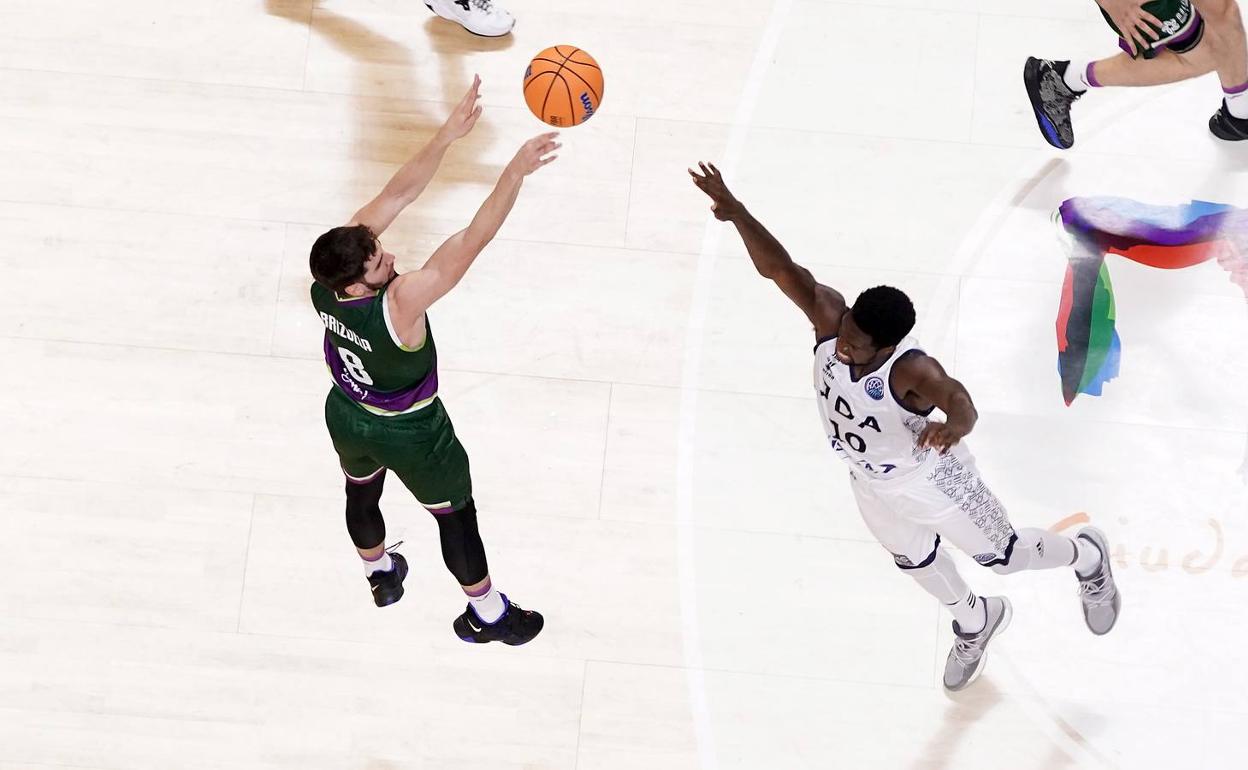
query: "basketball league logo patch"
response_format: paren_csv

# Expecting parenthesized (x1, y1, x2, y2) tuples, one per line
(864, 376, 885, 401)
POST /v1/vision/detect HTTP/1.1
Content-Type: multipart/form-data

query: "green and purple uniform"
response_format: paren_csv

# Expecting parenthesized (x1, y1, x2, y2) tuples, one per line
(1100, 0, 1204, 59)
(312, 280, 471, 512)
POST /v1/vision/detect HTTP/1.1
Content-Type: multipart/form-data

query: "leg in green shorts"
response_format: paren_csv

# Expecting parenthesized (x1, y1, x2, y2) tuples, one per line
(322, 387, 544, 643)
(324, 387, 473, 513)
(1099, 0, 1204, 59)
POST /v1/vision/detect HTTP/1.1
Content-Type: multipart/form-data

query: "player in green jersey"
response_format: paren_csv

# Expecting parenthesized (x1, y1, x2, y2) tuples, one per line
(308, 76, 559, 646)
(1024, 0, 1248, 147)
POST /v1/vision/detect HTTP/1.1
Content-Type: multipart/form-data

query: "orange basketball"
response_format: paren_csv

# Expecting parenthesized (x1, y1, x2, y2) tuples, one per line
(523, 46, 604, 127)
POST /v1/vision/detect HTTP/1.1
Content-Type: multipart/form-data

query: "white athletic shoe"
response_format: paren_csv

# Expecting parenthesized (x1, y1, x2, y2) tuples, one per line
(943, 595, 1012, 692)
(1075, 526, 1121, 636)
(425, 0, 515, 37)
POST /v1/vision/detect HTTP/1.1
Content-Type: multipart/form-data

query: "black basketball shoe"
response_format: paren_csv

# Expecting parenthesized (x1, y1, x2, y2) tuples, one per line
(367, 552, 408, 608)
(1024, 57, 1083, 150)
(1209, 100, 1248, 141)
(453, 594, 544, 645)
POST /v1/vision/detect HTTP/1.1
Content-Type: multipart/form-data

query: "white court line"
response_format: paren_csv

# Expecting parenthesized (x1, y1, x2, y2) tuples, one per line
(673, 33, 1206, 770)
(675, 21, 1223, 769)
(920, 83, 1216, 770)
(675, 2, 793, 768)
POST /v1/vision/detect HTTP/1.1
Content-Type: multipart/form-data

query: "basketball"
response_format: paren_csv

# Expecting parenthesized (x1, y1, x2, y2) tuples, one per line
(523, 46, 604, 127)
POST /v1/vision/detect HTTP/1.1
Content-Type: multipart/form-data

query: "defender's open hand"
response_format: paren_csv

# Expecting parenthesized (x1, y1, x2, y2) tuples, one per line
(688, 162, 743, 221)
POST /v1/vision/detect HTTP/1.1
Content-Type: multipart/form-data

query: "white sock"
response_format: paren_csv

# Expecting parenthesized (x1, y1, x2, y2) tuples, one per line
(1073, 537, 1102, 577)
(947, 590, 988, 635)
(469, 585, 506, 624)
(363, 551, 393, 576)
(1064, 61, 1090, 93)
(1012, 528, 1085, 570)
(1225, 81, 1248, 119)
(906, 548, 986, 632)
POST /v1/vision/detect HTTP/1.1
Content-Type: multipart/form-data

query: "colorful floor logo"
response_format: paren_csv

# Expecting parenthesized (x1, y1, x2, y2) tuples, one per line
(1054, 197, 1248, 405)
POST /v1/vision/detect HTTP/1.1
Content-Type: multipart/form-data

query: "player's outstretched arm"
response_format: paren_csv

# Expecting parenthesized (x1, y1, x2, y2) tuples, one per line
(898, 354, 979, 454)
(688, 162, 844, 339)
(389, 132, 560, 315)
(350, 75, 485, 236)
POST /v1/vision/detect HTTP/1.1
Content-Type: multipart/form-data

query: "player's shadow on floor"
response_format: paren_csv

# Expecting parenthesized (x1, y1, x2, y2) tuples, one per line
(907, 679, 1079, 770)
(1008, 158, 1070, 212)
(1210, 139, 1248, 171)
(422, 17, 515, 105)
(264, 1, 504, 202)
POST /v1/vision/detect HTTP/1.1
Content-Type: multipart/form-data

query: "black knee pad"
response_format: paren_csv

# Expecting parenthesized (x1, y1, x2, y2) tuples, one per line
(893, 537, 941, 571)
(344, 474, 386, 549)
(986, 533, 1023, 574)
(433, 498, 489, 586)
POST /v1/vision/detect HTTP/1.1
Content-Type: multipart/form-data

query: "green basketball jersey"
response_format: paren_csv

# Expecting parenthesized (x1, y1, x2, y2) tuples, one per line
(310, 280, 439, 416)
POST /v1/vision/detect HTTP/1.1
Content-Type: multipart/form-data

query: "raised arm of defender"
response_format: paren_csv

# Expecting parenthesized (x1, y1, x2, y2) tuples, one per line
(688, 162, 845, 340)
(349, 76, 485, 237)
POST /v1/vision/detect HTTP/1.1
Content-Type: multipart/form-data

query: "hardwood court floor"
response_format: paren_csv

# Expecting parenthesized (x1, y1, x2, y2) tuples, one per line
(2, 1, 1246, 768)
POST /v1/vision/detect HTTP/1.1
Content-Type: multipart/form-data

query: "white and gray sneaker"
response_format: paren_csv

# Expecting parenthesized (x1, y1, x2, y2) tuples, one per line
(943, 595, 1013, 692)
(425, 0, 515, 37)
(1076, 526, 1121, 635)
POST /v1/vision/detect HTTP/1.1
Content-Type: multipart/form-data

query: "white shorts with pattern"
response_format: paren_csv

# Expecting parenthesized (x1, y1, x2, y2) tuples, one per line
(850, 446, 1018, 570)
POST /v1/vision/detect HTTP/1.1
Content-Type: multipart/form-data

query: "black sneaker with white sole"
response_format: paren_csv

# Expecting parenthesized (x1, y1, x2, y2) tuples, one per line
(367, 552, 408, 608)
(453, 594, 544, 645)
(1210, 100, 1248, 141)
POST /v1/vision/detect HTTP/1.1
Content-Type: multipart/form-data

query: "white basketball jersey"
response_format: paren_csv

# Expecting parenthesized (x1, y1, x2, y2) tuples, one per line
(813, 335, 935, 483)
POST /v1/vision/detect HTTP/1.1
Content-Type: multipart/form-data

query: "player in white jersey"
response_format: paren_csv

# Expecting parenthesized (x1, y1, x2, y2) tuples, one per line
(689, 162, 1122, 691)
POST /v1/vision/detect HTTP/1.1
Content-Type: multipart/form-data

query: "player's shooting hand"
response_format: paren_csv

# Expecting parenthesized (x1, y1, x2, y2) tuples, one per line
(1097, 0, 1163, 57)
(439, 75, 484, 142)
(917, 420, 969, 455)
(688, 162, 743, 221)
(508, 132, 561, 176)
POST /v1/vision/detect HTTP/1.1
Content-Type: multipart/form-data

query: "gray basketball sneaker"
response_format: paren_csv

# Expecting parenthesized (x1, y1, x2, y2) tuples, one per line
(943, 595, 1013, 692)
(1076, 526, 1121, 635)
(1024, 57, 1083, 150)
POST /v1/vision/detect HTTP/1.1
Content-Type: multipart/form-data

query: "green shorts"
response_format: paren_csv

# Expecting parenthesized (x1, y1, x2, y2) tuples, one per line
(1101, 0, 1204, 59)
(324, 387, 472, 512)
